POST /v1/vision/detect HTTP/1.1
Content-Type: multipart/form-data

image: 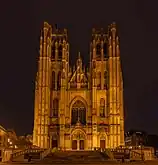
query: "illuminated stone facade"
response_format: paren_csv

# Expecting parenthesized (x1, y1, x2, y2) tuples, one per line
(0, 125, 8, 148)
(33, 22, 124, 150)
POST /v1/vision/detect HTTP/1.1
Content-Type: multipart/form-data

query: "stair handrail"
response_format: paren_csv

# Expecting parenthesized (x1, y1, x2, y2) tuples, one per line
(105, 148, 114, 160)
(130, 150, 142, 160)
(41, 148, 51, 159)
(10, 148, 45, 160)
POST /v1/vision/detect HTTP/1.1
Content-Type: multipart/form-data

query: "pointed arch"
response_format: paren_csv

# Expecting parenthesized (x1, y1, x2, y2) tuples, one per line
(70, 96, 88, 110)
(57, 71, 61, 90)
(58, 44, 62, 60)
(104, 71, 108, 89)
(71, 100, 86, 125)
(52, 98, 59, 117)
(103, 43, 108, 58)
(71, 128, 86, 140)
(52, 71, 55, 90)
(96, 43, 101, 55)
(52, 45, 55, 60)
(70, 97, 87, 126)
(100, 98, 105, 117)
(99, 132, 108, 149)
(97, 71, 101, 89)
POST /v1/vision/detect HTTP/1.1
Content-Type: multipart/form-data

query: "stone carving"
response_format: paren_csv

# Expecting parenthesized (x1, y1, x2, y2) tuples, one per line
(72, 131, 85, 140)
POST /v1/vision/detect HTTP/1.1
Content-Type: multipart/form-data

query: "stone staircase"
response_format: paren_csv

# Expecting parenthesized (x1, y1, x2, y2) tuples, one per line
(41, 150, 111, 164)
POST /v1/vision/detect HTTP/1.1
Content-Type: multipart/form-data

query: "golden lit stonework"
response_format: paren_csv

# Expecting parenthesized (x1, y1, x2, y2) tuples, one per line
(33, 22, 125, 150)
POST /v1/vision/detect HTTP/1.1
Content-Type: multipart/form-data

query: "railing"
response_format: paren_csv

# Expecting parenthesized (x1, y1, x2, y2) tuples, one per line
(41, 148, 51, 159)
(105, 149, 114, 160)
(130, 150, 142, 160)
(10, 148, 45, 161)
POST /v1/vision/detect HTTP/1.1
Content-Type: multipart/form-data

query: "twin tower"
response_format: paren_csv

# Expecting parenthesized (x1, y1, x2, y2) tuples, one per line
(33, 22, 124, 150)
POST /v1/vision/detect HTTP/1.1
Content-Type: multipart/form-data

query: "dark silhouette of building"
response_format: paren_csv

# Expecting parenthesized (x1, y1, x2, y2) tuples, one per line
(125, 130, 147, 146)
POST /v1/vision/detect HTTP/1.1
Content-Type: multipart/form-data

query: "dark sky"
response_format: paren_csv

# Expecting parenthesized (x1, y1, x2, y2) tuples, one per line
(0, 0, 158, 135)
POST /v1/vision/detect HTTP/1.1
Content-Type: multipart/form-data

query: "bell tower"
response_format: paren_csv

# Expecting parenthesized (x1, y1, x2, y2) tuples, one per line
(108, 23, 124, 147)
(50, 26, 69, 149)
(33, 22, 52, 148)
(90, 28, 108, 149)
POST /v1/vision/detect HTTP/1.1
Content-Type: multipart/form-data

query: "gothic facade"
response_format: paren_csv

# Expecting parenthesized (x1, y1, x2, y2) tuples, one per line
(33, 22, 125, 150)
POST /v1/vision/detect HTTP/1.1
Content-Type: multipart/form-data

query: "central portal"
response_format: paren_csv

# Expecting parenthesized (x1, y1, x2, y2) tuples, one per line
(72, 140, 85, 150)
(71, 130, 86, 150)
(79, 140, 84, 150)
(72, 140, 77, 150)
(71, 99, 86, 150)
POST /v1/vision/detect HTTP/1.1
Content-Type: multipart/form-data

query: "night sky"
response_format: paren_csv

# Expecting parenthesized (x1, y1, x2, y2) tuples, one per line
(0, 0, 158, 135)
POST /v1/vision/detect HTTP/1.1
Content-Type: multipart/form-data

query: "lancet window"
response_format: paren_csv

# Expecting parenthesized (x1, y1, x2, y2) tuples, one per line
(52, 46, 55, 60)
(57, 71, 61, 90)
(52, 98, 59, 117)
(104, 43, 108, 58)
(96, 43, 101, 56)
(104, 71, 108, 89)
(97, 72, 101, 89)
(100, 98, 105, 117)
(58, 44, 62, 60)
(52, 71, 55, 90)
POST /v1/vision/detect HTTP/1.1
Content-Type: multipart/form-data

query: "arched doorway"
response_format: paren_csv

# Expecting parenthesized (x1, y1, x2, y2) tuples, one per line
(100, 134, 106, 149)
(71, 130, 86, 150)
(51, 133, 58, 148)
(71, 100, 86, 125)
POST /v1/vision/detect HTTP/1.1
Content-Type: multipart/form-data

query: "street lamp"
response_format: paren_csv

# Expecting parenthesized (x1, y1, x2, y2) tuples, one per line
(140, 143, 144, 161)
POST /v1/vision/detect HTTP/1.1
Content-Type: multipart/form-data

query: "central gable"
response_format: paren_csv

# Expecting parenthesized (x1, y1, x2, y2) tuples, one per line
(69, 53, 88, 88)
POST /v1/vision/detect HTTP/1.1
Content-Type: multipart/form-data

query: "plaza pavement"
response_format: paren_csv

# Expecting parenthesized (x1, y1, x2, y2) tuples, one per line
(1, 160, 158, 165)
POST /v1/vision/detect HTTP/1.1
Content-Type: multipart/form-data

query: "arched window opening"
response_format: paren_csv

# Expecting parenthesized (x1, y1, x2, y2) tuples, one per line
(57, 71, 61, 90)
(103, 43, 108, 58)
(104, 71, 108, 89)
(71, 100, 86, 125)
(58, 45, 62, 60)
(52, 46, 55, 60)
(97, 72, 101, 89)
(96, 44, 101, 57)
(52, 71, 55, 90)
(71, 108, 78, 125)
(100, 98, 105, 117)
(52, 98, 59, 117)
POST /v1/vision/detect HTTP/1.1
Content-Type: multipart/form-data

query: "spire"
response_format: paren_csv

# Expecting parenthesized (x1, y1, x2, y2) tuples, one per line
(76, 52, 82, 68)
(78, 52, 81, 59)
(110, 22, 117, 39)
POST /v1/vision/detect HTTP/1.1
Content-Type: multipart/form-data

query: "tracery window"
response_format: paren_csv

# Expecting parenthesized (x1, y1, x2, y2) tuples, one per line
(52, 98, 59, 117)
(57, 71, 61, 90)
(100, 98, 105, 117)
(71, 100, 86, 125)
(97, 72, 101, 89)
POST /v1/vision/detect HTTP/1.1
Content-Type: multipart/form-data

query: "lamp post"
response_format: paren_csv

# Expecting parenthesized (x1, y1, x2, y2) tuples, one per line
(140, 143, 144, 161)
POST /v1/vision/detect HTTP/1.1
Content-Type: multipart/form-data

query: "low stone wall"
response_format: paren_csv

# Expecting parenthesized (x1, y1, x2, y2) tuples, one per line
(130, 147, 155, 161)
(1, 148, 12, 162)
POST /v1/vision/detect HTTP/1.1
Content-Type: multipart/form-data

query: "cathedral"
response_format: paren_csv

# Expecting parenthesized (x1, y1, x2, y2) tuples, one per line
(33, 22, 125, 150)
